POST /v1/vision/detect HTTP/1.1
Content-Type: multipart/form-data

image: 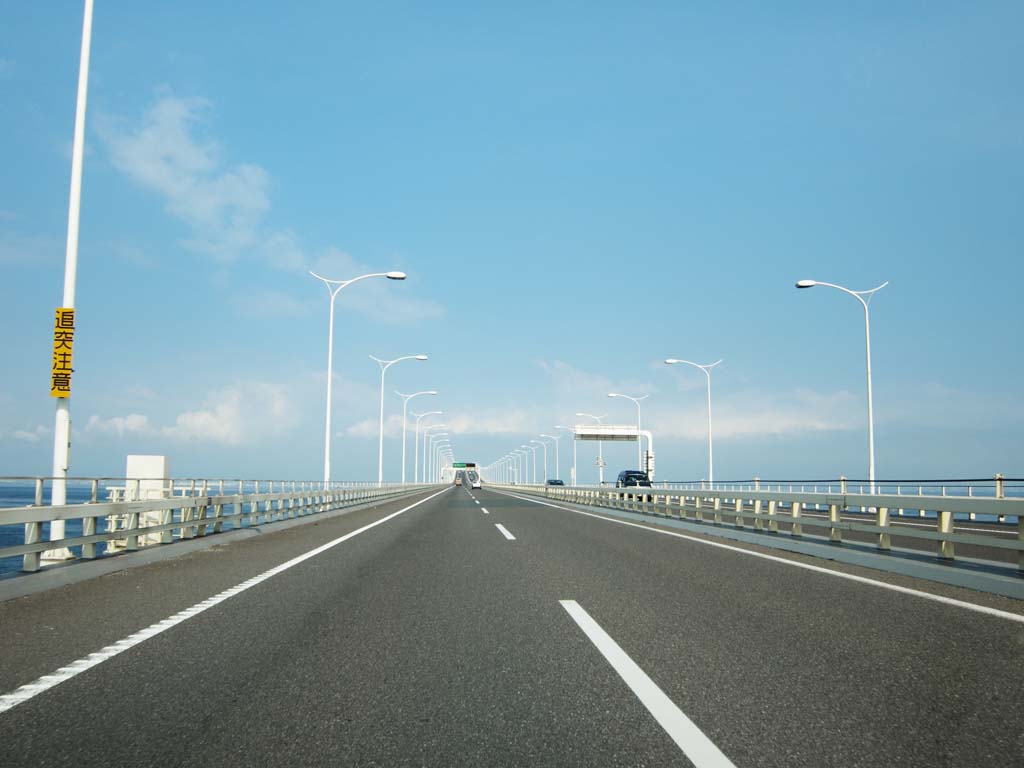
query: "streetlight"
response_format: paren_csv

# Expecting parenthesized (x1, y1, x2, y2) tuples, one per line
(370, 354, 428, 485)
(396, 391, 437, 483)
(422, 423, 446, 481)
(521, 444, 538, 484)
(530, 439, 549, 482)
(540, 434, 560, 481)
(428, 434, 449, 483)
(665, 359, 722, 488)
(312, 270, 407, 484)
(45, 0, 94, 561)
(576, 413, 607, 485)
(514, 449, 529, 484)
(411, 411, 442, 483)
(796, 278, 888, 493)
(555, 426, 575, 485)
(608, 393, 649, 471)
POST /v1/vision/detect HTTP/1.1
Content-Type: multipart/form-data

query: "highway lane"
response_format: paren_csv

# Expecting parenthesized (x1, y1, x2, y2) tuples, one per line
(1, 485, 1022, 766)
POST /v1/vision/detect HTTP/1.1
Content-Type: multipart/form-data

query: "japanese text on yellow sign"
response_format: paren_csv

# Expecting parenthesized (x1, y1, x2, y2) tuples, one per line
(50, 307, 75, 398)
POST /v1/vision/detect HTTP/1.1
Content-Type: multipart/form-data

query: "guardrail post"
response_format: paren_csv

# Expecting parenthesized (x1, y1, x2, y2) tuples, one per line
(214, 479, 225, 533)
(753, 498, 763, 531)
(1018, 512, 1023, 573)
(839, 476, 847, 495)
(22, 478, 44, 572)
(995, 473, 1005, 500)
(79, 478, 98, 559)
(937, 509, 954, 561)
(196, 479, 209, 536)
(238, 480, 246, 526)
(694, 495, 703, 522)
(734, 498, 744, 528)
(713, 496, 722, 525)
(829, 503, 842, 543)
(791, 501, 802, 537)
(767, 499, 778, 532)
(125, 478, 141, 551)
(876, 506, 891, 551)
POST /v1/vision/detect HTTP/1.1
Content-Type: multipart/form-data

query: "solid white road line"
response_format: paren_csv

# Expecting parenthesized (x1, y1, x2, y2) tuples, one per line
(560, 600, 735, 768)
(495, 523, 516, 540)
(0, 486, 452, 715)
(495, 490, 1024, 625)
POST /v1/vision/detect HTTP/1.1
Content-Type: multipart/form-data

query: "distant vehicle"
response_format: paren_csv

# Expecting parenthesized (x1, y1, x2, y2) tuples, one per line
(467, 471, 482, 490)
(454, 472, 463, 486)
(615, 471, 651, 488)
(545, 479, 565, 486)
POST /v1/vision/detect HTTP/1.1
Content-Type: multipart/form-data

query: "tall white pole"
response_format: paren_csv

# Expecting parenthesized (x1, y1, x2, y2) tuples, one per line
(665, 360, 721, 488)
(796, 280, 886, 494)
(377, 364, 386, 485)
(313, 271, 407, 485)
(862, 302, 876, 495)
(46, 0, 94, 560)
(372, 355, 427, 486)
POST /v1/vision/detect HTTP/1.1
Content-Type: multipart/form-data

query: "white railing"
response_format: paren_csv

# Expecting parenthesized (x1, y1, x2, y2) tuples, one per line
(0, 477, 436, 573)
(496, 482, 1024, 571)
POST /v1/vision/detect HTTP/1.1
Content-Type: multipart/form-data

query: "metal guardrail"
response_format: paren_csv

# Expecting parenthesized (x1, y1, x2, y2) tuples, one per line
(0, 477, 436, 574)
(498, 483, 1024, 572)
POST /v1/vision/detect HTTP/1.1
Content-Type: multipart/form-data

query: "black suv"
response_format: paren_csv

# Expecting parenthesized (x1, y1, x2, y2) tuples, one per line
(615, 470, 651, 488)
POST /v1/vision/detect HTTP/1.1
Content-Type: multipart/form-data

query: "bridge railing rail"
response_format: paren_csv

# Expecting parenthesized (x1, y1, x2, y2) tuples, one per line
(496, 482, 1024, 571)
(0, 477, 434, 574)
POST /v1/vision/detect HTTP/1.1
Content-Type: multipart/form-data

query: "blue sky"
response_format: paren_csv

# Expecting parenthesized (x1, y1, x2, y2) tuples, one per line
(1, 1, 1021, 483)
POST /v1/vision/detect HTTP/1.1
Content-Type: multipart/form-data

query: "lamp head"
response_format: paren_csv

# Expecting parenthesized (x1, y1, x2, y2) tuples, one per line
(608, 393, 620, 398)
(795, 280, 816, 289)
(665, 359, 679, 365)
(386, 271, 407, 280)
(414, 355, 428, 361)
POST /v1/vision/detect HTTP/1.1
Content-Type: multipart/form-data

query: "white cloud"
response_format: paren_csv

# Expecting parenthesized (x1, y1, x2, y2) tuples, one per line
(162, 383, 297, 444)
(85, 414, 152, 436)
(98, 94, 444, 326)
(97, 94, 269, 262)
(309, 248, 445, 326)
(11, 425, 51, 443)
(655, 389, 861, 440)
(345, 413, 405, 439)
(446, 409, 540, 435)
(232, 290, 312, 318)
(0, 231, 62, 266)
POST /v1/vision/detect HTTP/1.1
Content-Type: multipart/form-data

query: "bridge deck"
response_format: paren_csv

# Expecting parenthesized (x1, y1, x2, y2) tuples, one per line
(1, 487, 1021, 766)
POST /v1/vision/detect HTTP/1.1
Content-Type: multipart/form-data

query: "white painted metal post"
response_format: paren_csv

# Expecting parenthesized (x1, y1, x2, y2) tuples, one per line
(796, 280, 887, 494)
(45, 0, 94, 561)
(313, 270, 406, 484)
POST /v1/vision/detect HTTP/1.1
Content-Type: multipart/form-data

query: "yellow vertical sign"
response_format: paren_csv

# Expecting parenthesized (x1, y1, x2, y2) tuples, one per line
(50, 307, 75, 398)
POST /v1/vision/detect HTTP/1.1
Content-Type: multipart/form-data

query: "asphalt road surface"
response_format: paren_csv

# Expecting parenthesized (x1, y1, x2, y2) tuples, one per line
(1, 486, 1021, 767)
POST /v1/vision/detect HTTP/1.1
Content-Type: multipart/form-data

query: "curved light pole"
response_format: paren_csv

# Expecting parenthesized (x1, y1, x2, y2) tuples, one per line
(665, 359, 722, 488)
(370, 354, 427, 485)
(411, 411, 442, 483)
(427, 434, 449, 483)
(540, 434, 560, 481)
(555, 426, 575, 485)
(521, 444, 538, 485)
(796, 279, 888, 493)
(514, 449, 528, 485)
(396, 391, 437, 483)
(422, 423, 446, 479)
(608, 393, 649, 471)
(312, 270, 406, 483)
(530, 439, 548, 482)
(577, 413, 607, 485)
